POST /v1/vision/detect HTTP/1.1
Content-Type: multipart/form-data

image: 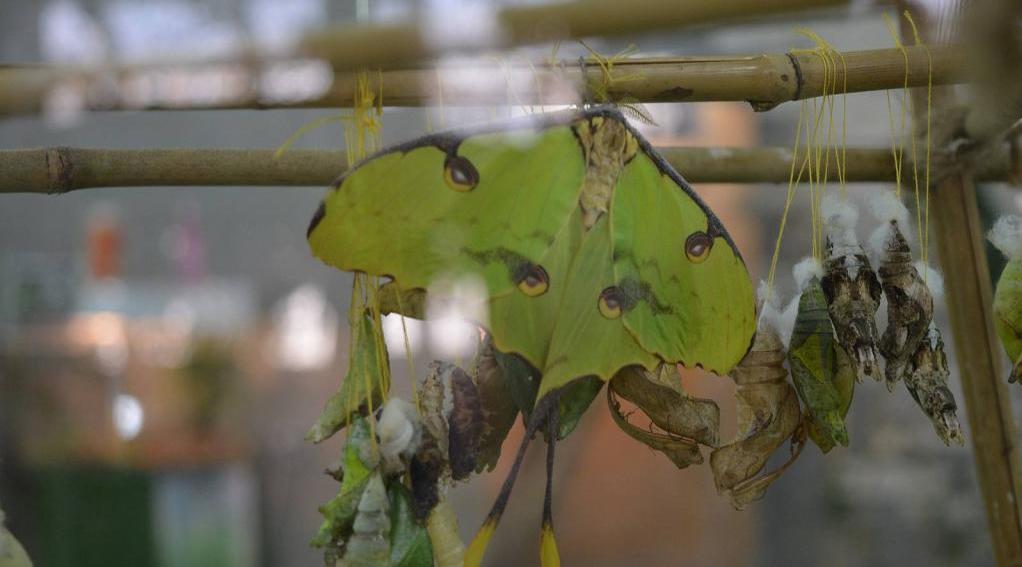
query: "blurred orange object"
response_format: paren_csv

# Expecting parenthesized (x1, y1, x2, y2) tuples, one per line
(87, 205, 122, 280)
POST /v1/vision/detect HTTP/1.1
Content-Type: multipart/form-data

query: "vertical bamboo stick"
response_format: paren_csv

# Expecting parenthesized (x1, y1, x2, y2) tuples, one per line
(898, 5, 1022, 565)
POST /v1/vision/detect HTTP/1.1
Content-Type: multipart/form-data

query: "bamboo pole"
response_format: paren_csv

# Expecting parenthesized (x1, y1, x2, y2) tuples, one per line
(0, 45, 966, 116)
(897, 5, 1022, 566)
(0, 145, 1013, 195)
(324, 45, 963, 111)
(299, 0, 848, 70)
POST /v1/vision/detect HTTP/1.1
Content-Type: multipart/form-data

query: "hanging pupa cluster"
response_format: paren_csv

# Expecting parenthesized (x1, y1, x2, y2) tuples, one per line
(989, 214, 1022, 383)
(820, 196, 884, 382)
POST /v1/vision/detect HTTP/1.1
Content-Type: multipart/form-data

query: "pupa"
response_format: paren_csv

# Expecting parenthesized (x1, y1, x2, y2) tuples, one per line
(876, 220, 934, 390)
(904, 326, 964, 446)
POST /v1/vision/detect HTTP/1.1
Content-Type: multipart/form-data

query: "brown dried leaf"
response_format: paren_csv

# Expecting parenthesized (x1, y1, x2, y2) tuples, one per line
(712, 327, 802, 496)
(607, 385, 703, 469)
(610, 365, 719, 447)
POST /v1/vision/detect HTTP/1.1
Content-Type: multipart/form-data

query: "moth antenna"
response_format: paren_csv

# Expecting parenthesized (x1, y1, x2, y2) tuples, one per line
(465, 391, 560, 567)
(540, 401, 561, 567)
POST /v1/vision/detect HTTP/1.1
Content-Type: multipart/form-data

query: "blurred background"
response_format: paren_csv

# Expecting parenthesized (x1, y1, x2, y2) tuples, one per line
(0, 0, 1018, 566)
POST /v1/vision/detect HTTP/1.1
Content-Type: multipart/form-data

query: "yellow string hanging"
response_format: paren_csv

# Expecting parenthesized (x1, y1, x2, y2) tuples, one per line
(766, 28, 848, 289)
(345, 69, 387, 445)
(882, 12, 910, 203)
(904, 10, 934, 269)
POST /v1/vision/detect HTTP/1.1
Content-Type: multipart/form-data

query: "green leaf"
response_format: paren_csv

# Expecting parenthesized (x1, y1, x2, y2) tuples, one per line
(388, 482, 433, 567)
(307, 312, 390, 443)
(312, 418, 376, 548)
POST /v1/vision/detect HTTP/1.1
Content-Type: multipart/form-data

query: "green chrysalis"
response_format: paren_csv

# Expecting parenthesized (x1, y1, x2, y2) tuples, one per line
(788, 276, 854, 452)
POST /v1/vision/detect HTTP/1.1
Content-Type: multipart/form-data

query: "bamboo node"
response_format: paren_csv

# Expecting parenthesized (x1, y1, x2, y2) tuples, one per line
(45, 147, 75, 194)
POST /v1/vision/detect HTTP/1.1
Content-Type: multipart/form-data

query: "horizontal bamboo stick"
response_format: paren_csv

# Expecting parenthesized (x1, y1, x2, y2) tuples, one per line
(0, 145, 1011, 195)
(0, 44, 965, 116)
(300, 0, 848, 70)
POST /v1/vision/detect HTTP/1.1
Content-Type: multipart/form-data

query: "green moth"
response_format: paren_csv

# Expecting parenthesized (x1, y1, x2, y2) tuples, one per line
(308, 106, 756, 410)
(308, 106, 757, 567)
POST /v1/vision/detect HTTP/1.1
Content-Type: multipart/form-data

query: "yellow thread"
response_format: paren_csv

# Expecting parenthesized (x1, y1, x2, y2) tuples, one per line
(767, 96, 808, 290)
(339, 70, 386, 451)
(883, 13, 910, 201)
(905, 10, 934, 269)
(792, 29, 847, 261)
(392, 291, 420, 412)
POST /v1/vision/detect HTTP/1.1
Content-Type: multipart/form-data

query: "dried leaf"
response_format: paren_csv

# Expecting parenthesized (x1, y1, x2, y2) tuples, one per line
(608, 385, 703, 469)
(611, 365, 719, 447)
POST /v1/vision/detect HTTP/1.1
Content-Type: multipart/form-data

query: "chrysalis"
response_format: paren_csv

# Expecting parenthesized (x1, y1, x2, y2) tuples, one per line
(711, 324, 803, 508)
(989, 215, 1022, 383)
(426, 500, 465, 567)
(904, 326, 964, 446)
(821, 239, 883, 382)
(342, 472, 391, 566)
(876, 220, 934, 390)
(608, 364, 719, 469)
(787, 275, 854, 451)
